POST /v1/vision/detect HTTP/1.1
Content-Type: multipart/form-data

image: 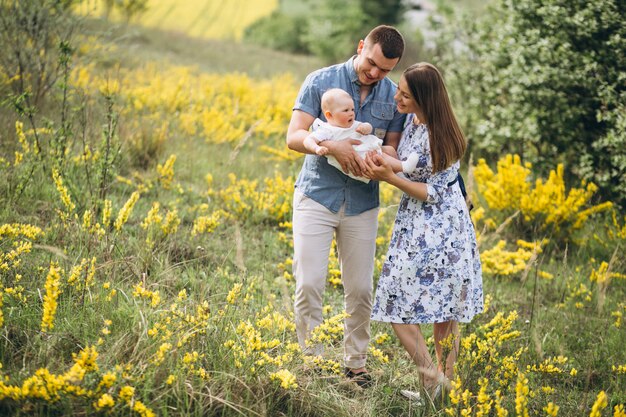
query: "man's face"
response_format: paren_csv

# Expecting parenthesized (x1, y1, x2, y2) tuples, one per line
(354, 40, 399, 86)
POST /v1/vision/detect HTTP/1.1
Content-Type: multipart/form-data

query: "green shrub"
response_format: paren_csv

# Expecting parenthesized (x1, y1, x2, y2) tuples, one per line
(436, 0, 626, 207)
(243, 11, 310, 55)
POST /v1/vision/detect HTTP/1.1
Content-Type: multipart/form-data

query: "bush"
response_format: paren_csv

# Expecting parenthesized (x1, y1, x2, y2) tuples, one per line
(435, 0, 626, 207)
(0, 0, 77, 106)
(243, 11, 310, 55)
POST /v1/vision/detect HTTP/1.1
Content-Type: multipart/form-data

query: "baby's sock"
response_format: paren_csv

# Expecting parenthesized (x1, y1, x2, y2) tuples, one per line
(401, 153, 419, 174)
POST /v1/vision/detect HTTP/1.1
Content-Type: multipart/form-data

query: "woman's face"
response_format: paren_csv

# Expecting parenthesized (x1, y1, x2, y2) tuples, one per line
(394, 76, 422, 118)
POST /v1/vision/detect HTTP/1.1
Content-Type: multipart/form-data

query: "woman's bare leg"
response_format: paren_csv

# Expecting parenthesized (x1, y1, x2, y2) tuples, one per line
(391, 323, 438, 387)
(433, 321, 460, 381)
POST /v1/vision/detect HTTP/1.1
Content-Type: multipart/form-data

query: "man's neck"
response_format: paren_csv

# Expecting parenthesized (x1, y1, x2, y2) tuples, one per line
(359, 84, 373, 105)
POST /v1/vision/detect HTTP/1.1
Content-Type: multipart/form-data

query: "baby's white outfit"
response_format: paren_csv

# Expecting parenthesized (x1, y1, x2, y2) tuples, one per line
(310, 119, 418, 183)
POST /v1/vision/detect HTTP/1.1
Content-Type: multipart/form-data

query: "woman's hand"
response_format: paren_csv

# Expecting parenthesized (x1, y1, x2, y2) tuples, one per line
(364, 151, 395, 182)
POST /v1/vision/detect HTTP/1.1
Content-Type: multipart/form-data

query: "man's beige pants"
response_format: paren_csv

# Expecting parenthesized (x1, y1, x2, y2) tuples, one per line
(292, 189, 378, 369)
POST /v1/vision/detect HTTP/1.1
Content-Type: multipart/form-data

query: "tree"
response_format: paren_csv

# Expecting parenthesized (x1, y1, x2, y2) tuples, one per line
(0, 0, 77, 105)
(300, 0, 368, 64)
(360, 0, 405, 26)
(436, 0, 626, 206)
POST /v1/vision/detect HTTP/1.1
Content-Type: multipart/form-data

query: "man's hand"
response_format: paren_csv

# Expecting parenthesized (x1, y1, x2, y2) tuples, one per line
(325, 139, 366, 176)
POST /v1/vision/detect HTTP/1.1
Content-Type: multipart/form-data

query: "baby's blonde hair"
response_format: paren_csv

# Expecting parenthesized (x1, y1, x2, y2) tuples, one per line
(321, 88, 353, 113)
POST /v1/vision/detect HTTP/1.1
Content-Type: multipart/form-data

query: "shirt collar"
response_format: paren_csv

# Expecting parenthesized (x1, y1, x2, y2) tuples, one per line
(346, 56, 360, 85)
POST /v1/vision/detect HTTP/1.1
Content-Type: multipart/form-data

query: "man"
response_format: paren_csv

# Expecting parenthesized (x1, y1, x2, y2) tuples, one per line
(286, 25, 405, 387)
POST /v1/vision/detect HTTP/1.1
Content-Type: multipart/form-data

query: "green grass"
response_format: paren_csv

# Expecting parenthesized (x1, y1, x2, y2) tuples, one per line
(84, 16, 323, 80)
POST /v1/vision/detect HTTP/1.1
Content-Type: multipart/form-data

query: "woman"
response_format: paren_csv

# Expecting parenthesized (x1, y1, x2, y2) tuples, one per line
(364, 63, 483, 401)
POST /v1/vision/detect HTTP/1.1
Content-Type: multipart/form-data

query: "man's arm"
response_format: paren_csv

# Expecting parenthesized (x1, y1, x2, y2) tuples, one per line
(286, 110, 316, 154)
(383, 131, 401, 150)
(286, 110, 366, 176)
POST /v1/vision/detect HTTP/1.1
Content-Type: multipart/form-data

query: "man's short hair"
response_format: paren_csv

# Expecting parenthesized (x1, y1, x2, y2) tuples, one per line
(364, 25, 404, 60)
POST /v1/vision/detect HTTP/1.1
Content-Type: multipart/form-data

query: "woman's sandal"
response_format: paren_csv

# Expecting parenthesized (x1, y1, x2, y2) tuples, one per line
(400, 389, 424, 405)
(424, 374, 450, 405)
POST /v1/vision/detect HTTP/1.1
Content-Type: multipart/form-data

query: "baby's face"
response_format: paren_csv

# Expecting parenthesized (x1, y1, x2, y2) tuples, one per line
(328, 94, 356, 128)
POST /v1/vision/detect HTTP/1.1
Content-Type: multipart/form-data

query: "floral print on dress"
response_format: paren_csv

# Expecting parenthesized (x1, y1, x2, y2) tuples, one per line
(371, 119, 483, 324)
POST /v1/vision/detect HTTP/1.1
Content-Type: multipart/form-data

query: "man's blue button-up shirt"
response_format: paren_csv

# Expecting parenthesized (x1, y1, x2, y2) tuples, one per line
(293, 56, 405, 215)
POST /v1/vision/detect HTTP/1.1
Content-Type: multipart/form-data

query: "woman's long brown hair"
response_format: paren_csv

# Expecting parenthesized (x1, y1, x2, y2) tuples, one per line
(403, 63, 466, 173)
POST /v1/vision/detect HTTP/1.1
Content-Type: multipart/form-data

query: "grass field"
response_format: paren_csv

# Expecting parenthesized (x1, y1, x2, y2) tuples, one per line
(0, 7, 625, 417)
(78, 0, 278, 40)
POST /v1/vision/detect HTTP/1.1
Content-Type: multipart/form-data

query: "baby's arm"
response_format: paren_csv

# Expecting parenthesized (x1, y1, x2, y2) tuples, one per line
(379, 146, 419, 174)
(303, 134, 329, 155)
(355, 122, 373, 135)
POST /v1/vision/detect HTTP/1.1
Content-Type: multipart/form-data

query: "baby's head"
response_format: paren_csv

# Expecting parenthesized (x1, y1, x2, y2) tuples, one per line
(321, 88, 355, 128)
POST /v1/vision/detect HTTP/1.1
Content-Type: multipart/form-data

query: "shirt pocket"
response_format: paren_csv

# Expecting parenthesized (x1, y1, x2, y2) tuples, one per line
(369, 101, 395, 138)
(370, 102, 394, 121)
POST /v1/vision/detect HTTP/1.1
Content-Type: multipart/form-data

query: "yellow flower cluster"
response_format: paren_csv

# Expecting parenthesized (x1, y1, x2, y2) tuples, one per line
(515, 372, 530, 417)
(473, 154, 611, 234)
(612, 364, 626, 374)
(303, 355, 341, 375)
(226, 283, 243, 304)
(41, 262, 63, 332)
(480, 239, 546, 277)
(141, 202, 181, 245)
(133, 283, 161, 307)
(527, 356, 568, 374)
(72, 64, 297, 146)
(308, 312, 350, 346)
(0, 223, 43, 272)
(77, 0, 278, 41)
(52, 169, 75, 220)
(458, 310, 524, 392)
(269, 369, 298, 390)
(192, 209, 224, 235)
(590, 261, 626, 285)
(67, 257, 97, 291)
(0, 345, 101, 403)
(368, 346, 389, 363)
(13, 121, 30, 165)
(114, 192, 141, 230)
(156, 154, 176, 190)
(611, 303, 625, 328)
(589, 391, 608, 417)
(213, 172, 294, 224)
(474, 154, 531, 211)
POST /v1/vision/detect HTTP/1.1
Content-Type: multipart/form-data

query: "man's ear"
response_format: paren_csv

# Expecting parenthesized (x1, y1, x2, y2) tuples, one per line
(356, 39, 364, 54)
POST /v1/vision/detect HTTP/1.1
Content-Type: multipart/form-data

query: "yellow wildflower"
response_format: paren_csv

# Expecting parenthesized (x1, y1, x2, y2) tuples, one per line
(41, 262, 62, 332)
(114, 191, 140, 230)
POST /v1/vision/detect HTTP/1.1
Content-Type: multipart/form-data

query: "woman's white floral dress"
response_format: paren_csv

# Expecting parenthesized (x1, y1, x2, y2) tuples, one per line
(371, 118, 483, 324)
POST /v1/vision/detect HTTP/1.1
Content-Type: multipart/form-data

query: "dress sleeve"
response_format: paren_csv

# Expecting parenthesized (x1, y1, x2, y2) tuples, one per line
(425, 162, 460, 204)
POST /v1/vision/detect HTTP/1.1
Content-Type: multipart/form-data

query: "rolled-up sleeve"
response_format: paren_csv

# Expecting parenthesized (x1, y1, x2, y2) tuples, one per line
(293, 73, 321, 118)
(425, 162, 460, 204)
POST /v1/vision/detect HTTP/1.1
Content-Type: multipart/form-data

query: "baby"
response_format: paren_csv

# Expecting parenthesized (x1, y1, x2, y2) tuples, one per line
(303, 88, 418, 183)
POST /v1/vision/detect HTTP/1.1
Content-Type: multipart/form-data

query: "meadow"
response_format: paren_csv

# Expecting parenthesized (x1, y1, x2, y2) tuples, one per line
(77, 0, 279, 40)
(0, 7, 625, 417)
